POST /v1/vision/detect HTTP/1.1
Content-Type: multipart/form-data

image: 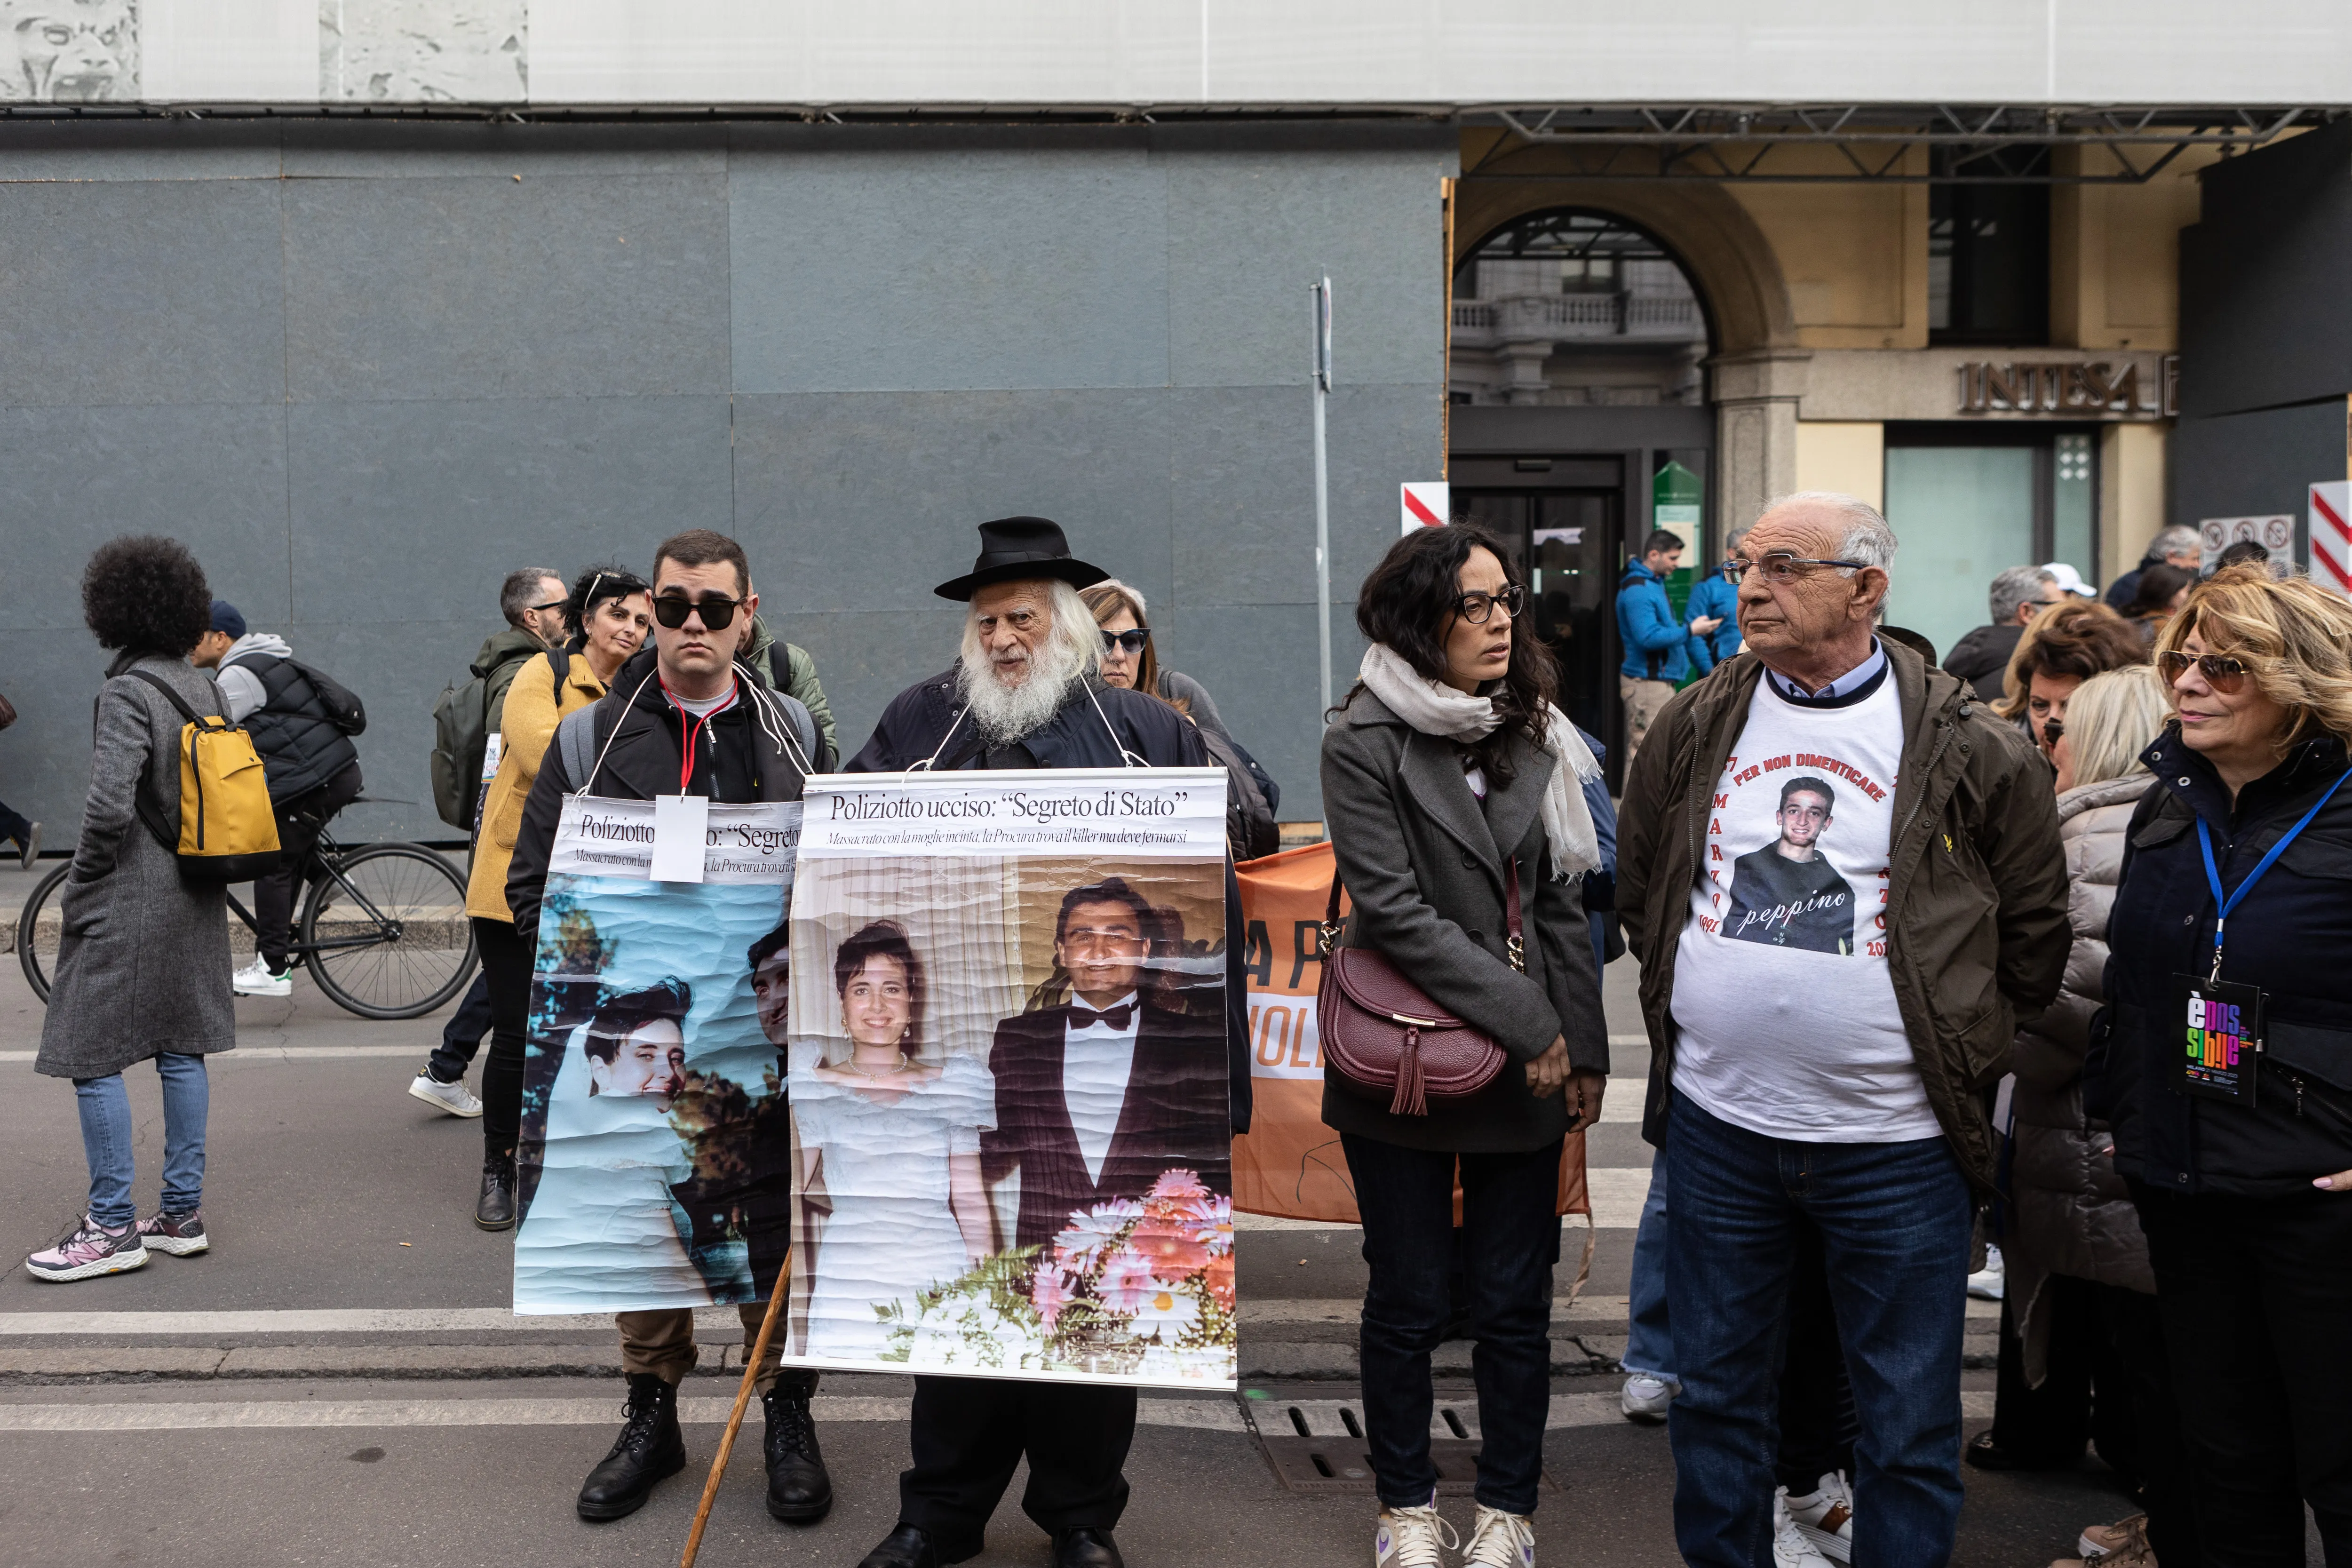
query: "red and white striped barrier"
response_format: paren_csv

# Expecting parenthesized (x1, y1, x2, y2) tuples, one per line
(1400, 480, 1449, 533)
(2312, 481, 2352, 597)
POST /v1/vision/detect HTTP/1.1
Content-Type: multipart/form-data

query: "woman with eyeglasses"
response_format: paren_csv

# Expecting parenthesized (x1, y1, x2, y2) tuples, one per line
(1321, 523, 1607, 1568)
(2095, 566, 2352, 1566)
(1081, 579, 1282, 859)
(461, 563, 652, 1228)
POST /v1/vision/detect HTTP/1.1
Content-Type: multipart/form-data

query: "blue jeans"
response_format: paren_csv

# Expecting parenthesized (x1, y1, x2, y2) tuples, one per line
(1623, 1147, 1674, 1385)
(75, 1053, 208, 1227)
(1343, 1132, 1563, 1516)
(1665, 1090, 1972, 1568)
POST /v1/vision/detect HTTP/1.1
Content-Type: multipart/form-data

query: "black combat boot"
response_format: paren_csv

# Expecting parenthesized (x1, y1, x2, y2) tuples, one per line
(473, 1151, 516, 1231)
(576, 1372, 686, 1520)
(760, 1386, 834, 1521)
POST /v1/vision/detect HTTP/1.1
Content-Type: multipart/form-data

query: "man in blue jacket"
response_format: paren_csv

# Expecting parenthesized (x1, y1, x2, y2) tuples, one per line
(1684, 526, 1748, 675)
(1617, 529, 1724, 769)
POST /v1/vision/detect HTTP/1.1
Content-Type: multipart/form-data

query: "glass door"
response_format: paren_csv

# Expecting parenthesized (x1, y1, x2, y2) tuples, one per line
(1454, 488, 1621, 745)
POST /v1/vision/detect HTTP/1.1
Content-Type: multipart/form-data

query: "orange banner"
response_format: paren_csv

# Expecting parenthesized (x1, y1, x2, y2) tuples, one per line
(1230, 842, 1588, 1223)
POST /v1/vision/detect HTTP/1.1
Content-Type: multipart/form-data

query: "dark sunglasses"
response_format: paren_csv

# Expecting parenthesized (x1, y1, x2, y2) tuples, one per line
(1454, 584, 1526, 625)
(652, 593, 743, 632)
(2158, 650, 2252, 693)
(1099, 628, 1151, 655)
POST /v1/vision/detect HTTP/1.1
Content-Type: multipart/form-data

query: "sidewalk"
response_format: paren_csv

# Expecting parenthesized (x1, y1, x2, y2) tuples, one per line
(0, 934, 2169, 1566)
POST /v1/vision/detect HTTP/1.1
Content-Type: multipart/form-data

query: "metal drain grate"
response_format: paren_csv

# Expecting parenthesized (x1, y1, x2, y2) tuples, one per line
(1244, 1396, 1555, 1496)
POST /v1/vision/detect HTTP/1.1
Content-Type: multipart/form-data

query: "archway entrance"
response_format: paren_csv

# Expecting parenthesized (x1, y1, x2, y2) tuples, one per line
(1448, 208, 1716, 776)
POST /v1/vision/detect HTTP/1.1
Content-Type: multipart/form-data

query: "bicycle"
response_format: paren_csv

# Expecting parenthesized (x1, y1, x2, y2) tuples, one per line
(17, 823, 477, 1021)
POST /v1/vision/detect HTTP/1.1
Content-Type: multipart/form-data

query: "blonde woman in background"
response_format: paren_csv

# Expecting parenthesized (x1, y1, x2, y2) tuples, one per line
(1990, 666, 2189, 1568)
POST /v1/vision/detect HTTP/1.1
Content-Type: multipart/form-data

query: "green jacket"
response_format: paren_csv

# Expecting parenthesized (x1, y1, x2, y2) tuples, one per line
(739, 615, 837, 768)
(473, 627, 551, 735)
(1616, 639, 2068, 1192)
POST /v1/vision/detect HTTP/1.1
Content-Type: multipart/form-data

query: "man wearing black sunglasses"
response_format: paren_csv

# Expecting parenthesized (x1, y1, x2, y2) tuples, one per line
(505, 528, 831, 1532)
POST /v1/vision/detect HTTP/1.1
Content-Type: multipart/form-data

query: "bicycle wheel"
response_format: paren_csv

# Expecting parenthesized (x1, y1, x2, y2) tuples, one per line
(15, 861, 72, 1003)
(300, 843, 477, 1020)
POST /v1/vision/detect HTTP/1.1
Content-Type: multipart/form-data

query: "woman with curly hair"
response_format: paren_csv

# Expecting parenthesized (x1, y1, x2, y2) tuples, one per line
(1994, 597, 2148, 760)
(27, 536, 235, 1282)
(2096, 565, 2352, 1564)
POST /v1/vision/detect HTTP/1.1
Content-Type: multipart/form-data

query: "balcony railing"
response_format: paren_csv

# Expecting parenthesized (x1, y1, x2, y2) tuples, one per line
(1453, 292, 1702, 346)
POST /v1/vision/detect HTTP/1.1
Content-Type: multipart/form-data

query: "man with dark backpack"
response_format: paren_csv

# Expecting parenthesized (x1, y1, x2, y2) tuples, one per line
(191, 600, 368, 998)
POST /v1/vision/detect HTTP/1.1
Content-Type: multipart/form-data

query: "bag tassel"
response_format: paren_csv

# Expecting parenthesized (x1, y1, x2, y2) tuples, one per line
(1389, 1027, 1429, 1117)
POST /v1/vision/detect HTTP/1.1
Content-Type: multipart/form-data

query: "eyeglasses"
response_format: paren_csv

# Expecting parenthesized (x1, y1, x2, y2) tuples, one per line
(652, 594, 743, 632)
(2158, 650, 2252, 694)
(525, 598, 568, 614)
(1099, 629, 1151, 656)
(1453, 584, 1526, 625)
(1723, 553, 1870, 585)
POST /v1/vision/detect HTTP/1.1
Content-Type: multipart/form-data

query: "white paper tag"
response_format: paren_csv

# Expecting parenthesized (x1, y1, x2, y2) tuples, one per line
(649, 794, 710, 884)
(479, 732, 504, 783)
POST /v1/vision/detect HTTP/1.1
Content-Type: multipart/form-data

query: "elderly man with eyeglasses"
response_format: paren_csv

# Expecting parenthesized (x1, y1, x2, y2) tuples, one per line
(1616, 492, 2069, 1567)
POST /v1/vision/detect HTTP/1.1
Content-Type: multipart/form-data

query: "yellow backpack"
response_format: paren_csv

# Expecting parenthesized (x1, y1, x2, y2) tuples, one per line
(128, 671, 283, 881)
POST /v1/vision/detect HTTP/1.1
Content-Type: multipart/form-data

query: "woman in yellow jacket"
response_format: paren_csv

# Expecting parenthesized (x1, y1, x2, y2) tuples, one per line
(466, 565, 652, 1229)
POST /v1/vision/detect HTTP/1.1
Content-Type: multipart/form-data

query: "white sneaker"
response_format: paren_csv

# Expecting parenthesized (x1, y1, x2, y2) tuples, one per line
(1374, 1496, 1456, 1568)
(1774, 1490, 1834, 1568)
(1463, 1504, 1535, 1568)
(1620, 1372, 1674, 1423)
(232, 959, 292, 997)
(1783, 1470, 1853, 1564)
(1966, 1243, 2005, 1301)
(407, 1068, 483, 1118)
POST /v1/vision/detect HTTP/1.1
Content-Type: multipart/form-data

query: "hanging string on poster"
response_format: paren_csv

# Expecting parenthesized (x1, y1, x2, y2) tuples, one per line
(779, 767, 1236, 1391)
(510, 792, 802, 1315)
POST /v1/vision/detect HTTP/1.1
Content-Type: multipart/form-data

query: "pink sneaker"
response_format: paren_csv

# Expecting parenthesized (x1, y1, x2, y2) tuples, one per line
(136, 1210, 208, 1257)
(26, 1214, 149, 1282)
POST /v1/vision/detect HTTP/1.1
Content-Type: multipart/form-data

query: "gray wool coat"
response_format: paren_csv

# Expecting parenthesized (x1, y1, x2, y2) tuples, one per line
(1318, 688, 1607, 1154)
(36, 653, 237, 1079)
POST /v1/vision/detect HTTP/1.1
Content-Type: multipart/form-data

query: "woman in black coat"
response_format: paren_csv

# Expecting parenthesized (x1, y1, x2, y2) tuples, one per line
(2094, 565, 2352, 1566)
(1319, 524, 1607, 1568)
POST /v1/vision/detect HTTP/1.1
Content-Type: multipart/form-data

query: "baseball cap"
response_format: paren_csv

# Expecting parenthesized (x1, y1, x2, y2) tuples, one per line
(208, 600, 246, 640)
(2037, 563, 2097, 598)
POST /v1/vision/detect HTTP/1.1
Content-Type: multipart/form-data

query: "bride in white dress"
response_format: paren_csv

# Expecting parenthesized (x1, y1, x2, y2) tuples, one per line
(790, 921, 996, 1362)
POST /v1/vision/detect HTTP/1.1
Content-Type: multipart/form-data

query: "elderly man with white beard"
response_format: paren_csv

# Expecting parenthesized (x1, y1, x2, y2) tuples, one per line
(843, 517, 1252, 1568)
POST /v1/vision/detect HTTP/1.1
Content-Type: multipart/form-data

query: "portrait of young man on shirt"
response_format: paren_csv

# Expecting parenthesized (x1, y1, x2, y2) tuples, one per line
(981, 876, 1232, 1252)
(1724, 776, 1856, 954)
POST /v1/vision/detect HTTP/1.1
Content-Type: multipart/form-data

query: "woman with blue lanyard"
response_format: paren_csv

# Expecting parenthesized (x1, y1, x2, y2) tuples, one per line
(2096, 565, 2352, 1568)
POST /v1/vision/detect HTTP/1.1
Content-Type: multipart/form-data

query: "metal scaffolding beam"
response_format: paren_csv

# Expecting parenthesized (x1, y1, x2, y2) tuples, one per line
(1466, 103, 2329, 183)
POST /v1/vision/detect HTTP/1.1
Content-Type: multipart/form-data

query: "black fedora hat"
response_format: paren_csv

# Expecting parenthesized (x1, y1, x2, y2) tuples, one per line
(931, 517, 1111, 602)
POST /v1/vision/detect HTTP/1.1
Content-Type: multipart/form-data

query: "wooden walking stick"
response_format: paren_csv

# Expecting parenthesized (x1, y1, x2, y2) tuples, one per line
(680, 1256, 793, 1568)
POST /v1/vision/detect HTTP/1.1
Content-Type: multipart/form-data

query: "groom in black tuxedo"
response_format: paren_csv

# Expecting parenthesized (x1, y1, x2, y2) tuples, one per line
(984, 878, 1232, 1250)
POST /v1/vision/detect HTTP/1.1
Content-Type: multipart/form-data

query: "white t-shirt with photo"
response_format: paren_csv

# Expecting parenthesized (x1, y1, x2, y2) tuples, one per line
(1668, 668, 1940, 1143)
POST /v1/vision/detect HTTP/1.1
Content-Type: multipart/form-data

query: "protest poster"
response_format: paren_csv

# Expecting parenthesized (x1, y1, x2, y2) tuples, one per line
(511, 794, 802, 1315)
(778, 767, 1235, 1389)
(1229, 841, 1590, 1225)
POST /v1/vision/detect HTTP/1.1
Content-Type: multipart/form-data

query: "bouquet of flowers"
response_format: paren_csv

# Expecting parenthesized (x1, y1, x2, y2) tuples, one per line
(874, 1170, 1236, 1378)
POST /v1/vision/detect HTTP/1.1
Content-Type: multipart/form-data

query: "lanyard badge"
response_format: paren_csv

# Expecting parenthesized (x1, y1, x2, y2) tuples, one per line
(2176, 765, 2352, 1106)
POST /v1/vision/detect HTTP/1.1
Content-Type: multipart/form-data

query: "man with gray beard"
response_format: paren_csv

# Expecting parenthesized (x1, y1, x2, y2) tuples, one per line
(844, 516, 1251, 1568)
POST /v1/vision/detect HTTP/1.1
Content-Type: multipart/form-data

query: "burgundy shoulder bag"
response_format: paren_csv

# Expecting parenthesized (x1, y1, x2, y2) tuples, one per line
(1316, 860, 1518, 1116)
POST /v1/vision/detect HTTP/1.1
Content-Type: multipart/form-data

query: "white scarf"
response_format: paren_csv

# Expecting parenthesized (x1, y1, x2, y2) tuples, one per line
(1357, 644, 1603, 879)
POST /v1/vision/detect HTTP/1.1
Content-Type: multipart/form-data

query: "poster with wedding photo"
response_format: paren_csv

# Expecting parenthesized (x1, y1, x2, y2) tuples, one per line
(509, 795, 802, 1315)
(777, 767, 1236, 1390)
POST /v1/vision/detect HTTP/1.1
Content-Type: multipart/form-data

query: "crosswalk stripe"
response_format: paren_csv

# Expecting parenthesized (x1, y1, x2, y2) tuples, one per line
(0, 1394, 1243, 1432)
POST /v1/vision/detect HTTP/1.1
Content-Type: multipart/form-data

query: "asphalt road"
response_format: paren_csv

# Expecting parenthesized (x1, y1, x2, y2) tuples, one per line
(0, 857, 2222, 1567)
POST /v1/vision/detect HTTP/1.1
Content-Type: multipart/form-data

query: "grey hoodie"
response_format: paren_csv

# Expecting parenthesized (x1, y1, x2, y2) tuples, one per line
(213, 631, 291, 724)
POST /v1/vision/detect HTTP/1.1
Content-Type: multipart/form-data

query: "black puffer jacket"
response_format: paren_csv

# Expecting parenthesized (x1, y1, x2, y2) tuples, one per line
(229, 652, 361, 803)
(504, 647, 816, 941)
(2093, 727, 2352, 1197)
